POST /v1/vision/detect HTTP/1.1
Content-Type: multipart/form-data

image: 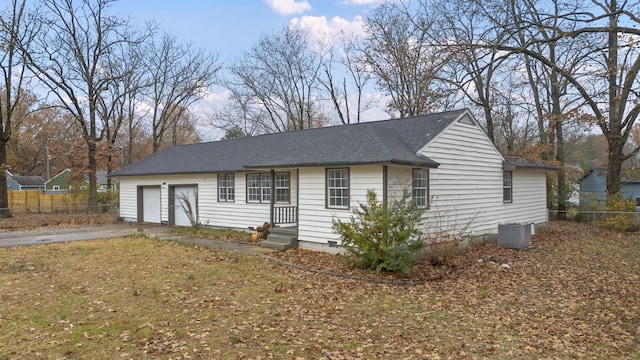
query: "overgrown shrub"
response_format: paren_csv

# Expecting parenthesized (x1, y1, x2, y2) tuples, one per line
(422, 202, 475, 266)
(97, 190, 119, 213)
(425, 231, 460, 266)
(597, 193, 638, 231)
(332, 190, 426, 276)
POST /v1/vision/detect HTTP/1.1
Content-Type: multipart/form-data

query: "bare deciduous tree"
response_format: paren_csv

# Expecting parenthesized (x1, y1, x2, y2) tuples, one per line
(320, 35, 372, 125)
(144, 32, 221, 152)
(22, 0, 150, 207)
(0, 0, 35, 217)
(225, 26, 324, 133)
(484, 0, 640, 196)
(360, 2, 450, 118)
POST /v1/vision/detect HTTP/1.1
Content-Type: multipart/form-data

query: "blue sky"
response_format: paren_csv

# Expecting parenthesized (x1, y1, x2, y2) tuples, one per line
(110, 0, 390, 139)
(112, 0, 384, 62)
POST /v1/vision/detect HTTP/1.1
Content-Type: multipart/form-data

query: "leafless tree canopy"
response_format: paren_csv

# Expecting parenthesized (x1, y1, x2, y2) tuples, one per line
(225, 27, 325, 133)
(144, 32, 221, 152)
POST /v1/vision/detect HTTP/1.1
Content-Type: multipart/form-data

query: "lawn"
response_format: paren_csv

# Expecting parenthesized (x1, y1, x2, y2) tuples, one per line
(0, 221, 638, 359)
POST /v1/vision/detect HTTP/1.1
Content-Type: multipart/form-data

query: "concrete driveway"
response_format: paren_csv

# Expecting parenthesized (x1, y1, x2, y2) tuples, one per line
(0, 223, 151, 247)
(0, 223, 274, 255)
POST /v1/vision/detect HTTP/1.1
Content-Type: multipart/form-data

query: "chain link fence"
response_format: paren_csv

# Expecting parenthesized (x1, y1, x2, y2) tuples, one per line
(549, 209, 640, 232)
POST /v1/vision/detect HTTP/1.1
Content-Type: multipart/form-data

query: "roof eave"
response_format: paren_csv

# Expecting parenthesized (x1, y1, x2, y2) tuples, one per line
(244, 159, 440, 170)
(503, 161, 560, 172)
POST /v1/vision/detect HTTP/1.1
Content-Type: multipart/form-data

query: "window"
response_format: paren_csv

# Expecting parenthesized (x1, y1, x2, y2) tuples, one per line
(503, 171, 513, 203)
(326, 168, 349, 209)
(275, 173, 290, 203)
(53, 185, 60, 190)
(218, 174, 235, 202)
(246, 172, 290, 203)
(412, 168, 429, 208)
(247, 173, 263, 202)
(635, 196, 640, 207)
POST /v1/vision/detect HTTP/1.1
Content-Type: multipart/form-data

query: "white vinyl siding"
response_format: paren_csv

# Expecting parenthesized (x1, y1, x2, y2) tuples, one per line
(420, 116, 507, 235)
(298, 165, 383, 247)
(500, 170, 548, 225)
(119, 172, 297, 230)
(420, 116, 549, 235)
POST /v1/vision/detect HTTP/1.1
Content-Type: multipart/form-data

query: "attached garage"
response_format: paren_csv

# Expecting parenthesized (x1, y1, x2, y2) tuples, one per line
(170, 185, 197, 226)
(138, 186, 161, 223)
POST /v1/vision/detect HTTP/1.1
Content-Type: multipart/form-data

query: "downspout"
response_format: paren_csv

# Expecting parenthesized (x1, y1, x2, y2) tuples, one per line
(296, 168, 300, 237)
(382, 165, 388, 207)
(383, 165, 388, 246)
(270, 169, 275, 226)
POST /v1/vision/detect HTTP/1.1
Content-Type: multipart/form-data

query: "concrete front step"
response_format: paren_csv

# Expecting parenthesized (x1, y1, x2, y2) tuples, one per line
(261, 233, 298, 251)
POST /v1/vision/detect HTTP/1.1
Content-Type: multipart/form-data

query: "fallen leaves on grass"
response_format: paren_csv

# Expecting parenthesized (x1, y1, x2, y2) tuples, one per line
(0, 221, 639, 359)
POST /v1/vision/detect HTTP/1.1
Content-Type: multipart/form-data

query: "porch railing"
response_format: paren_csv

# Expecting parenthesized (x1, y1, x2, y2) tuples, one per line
(273, 206, 297, 224)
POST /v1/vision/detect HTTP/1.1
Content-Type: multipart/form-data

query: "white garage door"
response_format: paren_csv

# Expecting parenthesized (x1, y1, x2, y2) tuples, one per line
(174, 186, 197, 226)
(142, 187, 161, 223)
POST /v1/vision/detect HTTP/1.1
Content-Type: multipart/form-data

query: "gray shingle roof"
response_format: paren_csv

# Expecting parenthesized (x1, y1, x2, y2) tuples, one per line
(111, 109, 468, 177)
(11, 175, 46, 186)
(503, 156, 560, 172)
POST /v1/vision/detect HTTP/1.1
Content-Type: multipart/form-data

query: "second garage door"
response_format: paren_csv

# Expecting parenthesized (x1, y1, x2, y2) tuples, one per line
(173, 185, 197, 226)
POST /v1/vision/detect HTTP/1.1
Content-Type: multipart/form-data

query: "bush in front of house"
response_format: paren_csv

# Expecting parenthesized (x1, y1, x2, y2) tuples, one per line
(332, 190, 426, 276)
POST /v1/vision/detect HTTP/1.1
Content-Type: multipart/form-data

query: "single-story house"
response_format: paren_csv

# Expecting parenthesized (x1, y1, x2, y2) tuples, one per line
(579, 168, 640, 208)
(45, 169, 113, 193)
(110, 109, 556, 251)
(45, 169, 88, 193)
(6, 171, 46, 191)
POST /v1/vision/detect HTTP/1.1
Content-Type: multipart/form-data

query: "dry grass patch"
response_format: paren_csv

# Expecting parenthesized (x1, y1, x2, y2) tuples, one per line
(0, 221, 639, 359)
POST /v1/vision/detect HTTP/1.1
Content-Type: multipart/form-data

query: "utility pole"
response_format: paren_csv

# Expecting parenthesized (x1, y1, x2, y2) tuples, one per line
(46, 147, 50, 181)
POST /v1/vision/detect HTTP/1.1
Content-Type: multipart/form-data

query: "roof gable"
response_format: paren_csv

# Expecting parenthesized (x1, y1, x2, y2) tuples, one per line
(419, 110, 504, 161)
(112, 109, 468, 177)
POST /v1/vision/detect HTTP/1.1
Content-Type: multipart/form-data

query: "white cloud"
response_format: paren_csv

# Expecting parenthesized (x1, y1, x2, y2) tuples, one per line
(339, 0, 386, 4)
(289, 15, 366, 44)
(264, 0, 312, 15)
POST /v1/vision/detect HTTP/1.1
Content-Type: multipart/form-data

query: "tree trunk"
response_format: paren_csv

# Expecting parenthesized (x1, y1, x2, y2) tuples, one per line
(555, 119, 566, 219)
(606, 136, 624, 196)
(483, 105, 495, 144)
(87, 142, 98, 208)
(0, 143, 11, 218)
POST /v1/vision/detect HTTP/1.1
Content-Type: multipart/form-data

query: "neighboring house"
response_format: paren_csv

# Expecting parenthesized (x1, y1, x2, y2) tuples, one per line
(579, 168, 640, 208)
(45, 169, 89, 193)
(110, 109, 556, 251)
(6, 171, 46, 191)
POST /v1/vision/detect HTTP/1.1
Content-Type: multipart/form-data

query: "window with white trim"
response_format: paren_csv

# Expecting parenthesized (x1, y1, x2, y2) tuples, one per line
(246, 172, 290, 203)
(326, 168, 349, 209)
(218, 174, 235, 202)
(503, 171, 512, 203)
(412, 168, 429, 208)
(275, 173, 290, 203)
